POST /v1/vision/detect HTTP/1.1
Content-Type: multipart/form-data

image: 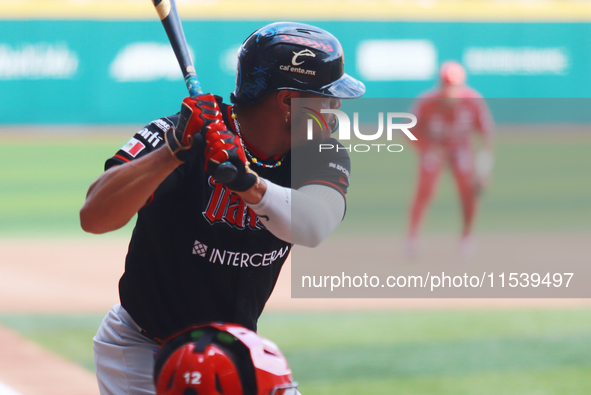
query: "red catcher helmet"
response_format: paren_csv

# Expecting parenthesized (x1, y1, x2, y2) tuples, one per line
(439, 61, 466, 85)
(153, 323, 297, 395)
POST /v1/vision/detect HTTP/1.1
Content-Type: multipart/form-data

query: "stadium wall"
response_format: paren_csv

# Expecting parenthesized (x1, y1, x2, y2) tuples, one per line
(1, 2, 590, 124)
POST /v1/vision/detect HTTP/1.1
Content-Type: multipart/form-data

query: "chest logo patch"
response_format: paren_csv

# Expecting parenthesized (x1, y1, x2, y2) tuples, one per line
(192, 240, 208, 257)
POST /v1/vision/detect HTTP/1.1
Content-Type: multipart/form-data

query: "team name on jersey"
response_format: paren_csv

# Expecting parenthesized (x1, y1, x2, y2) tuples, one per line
(202, 177, 264, 230)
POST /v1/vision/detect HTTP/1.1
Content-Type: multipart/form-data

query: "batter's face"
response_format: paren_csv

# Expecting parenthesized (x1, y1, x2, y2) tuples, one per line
(290, 93, 342, 147)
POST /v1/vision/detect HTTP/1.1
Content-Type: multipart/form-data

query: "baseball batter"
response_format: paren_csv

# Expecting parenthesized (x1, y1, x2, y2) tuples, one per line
(80, 22, 364, 394)
(406, 61, 494, 257)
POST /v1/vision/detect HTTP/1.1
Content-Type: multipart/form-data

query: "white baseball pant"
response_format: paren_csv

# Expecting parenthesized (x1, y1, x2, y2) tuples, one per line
(93, 304, 159, 395)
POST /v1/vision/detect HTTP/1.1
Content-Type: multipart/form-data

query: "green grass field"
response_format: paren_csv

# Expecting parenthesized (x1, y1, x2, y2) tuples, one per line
(1, 129, 590, 394)
(339, 131, 591, 235)
(0, 130, 589, 237)
(1, 309, 591, 394)
(0, 134, 137, 238)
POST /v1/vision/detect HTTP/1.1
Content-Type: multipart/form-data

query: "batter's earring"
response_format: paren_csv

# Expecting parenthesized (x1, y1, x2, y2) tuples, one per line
(285, 111, 290, 123)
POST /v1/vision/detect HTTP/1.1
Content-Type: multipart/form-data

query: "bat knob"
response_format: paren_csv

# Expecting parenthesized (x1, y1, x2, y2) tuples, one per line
(214, 162, 238, 184)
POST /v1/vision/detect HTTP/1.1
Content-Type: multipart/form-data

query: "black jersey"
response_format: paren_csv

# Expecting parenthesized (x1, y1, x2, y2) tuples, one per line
(105, 98, 350, 340)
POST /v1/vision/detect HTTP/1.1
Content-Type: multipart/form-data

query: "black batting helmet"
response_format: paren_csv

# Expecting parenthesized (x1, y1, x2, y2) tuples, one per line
(231, 22, 365, 105)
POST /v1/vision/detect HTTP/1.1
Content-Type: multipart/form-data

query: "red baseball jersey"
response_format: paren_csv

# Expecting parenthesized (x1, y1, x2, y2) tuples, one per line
(411, 86, 493, 151)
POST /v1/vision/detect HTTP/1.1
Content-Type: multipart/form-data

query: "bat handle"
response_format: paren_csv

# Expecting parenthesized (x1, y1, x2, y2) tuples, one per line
(151, 0, 238, 185)
(185, 74, 203, 98)
(214, 162, 238, 184)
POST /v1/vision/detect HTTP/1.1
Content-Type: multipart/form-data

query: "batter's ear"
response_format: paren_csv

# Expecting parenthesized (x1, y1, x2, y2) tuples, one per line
(276, 90, 299, 113)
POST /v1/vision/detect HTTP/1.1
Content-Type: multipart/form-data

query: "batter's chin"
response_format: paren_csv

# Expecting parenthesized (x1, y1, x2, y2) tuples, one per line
(328, 116, 337, 129)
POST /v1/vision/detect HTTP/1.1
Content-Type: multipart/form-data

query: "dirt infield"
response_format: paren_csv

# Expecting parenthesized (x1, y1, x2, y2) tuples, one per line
(0, 235, 589, 394)
(0, 325, 98, 395)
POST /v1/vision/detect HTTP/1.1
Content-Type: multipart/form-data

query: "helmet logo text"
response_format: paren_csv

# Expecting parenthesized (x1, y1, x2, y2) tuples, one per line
(292, 49, 316, 66)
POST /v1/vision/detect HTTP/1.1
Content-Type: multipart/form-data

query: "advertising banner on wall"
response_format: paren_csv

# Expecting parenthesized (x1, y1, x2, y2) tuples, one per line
(0, 20, 589, 124)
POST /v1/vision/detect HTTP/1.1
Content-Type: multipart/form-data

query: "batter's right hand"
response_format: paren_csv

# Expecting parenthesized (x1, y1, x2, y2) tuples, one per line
(204, 122, 259, 192)
(165, 94, 224, 162)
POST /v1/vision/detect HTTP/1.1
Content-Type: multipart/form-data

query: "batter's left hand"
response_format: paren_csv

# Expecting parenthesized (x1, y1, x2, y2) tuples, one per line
(204, 123, 259, 192)
(166, 94, 223, 162)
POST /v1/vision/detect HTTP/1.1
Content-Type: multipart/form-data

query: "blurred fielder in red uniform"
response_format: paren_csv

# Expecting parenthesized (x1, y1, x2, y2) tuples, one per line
(406, 61, 494, 257)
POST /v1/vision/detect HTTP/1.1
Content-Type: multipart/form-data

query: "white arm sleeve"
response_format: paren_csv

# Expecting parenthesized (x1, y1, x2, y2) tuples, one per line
(246, 181, 345, 248)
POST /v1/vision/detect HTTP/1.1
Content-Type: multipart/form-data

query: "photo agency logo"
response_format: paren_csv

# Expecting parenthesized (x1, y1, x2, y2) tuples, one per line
(304, 108, 418, 152)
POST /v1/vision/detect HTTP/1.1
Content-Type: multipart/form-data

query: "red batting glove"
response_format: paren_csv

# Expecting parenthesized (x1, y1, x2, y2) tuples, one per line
(165, 94, 223, 162)
(204, 123, 259, 192)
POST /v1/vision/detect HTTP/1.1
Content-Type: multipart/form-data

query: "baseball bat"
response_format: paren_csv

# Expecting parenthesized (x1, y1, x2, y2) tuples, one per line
(152, 0, 238, 184)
